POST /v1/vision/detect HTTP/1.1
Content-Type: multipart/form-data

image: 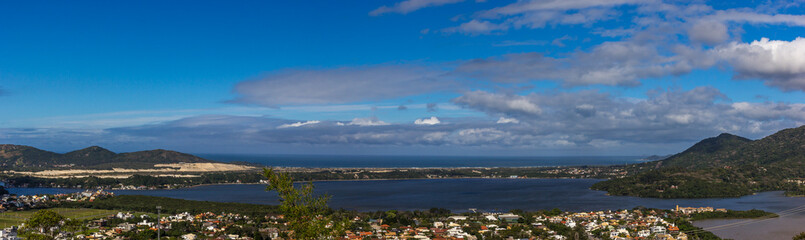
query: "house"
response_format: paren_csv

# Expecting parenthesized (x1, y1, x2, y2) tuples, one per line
(0, 227, 20, 240)
(667, 225, 680, 234)
(650, 225, 666, 234)
(637, 230, 650, 237)
(181, 233, 197, 240)
(498, 214, 520, 223)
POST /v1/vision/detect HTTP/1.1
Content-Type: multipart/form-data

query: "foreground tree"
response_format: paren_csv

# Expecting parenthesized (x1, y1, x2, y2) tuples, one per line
(263, 168, 348, 239)
(794, 232, 805, 240)
(21, 209, 65, 239)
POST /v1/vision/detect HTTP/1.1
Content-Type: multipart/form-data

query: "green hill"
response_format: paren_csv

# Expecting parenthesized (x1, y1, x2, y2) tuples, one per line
(593, 125, 805, 198)
(0, 145, 214, 170)
(657, 133, 752, 169)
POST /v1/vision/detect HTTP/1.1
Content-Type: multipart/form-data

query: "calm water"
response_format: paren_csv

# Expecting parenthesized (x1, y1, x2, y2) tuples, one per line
(10, 178, 802, 212)
(10, 179, 805, 239)
(198, 154, 642, 168)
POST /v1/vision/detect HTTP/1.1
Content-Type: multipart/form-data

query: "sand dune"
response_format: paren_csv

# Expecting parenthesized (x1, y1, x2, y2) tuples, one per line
(6, 162, 256, 178)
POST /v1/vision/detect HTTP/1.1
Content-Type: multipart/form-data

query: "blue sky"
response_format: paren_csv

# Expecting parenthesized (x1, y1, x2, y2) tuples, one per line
(1, 0, 805, 156)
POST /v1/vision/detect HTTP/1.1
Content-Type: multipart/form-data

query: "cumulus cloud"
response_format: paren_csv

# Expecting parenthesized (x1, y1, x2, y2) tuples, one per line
(230, 65, 452, 107)
(435, 0, 805, 90)
(714, 37, 805, 91)
(414, 117, 441, 125)
(343, 117, 390, 126)
(453, 87, 805, 143)
(370, 0, 464, 16)
(5, 86, 804, 154)
(277, 120, 320, 129)
(453, 91, 542, 116)
(496, 117, 520, 124)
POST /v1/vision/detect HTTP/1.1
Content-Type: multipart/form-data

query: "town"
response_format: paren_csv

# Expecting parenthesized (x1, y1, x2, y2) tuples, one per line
(1, 189, 738, 240)
(1, 166, 632, 191)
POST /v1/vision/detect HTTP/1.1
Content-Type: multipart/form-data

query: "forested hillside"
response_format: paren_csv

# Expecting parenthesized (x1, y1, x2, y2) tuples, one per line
(0, 145, 214, 170)
(593, 125, 805, 198)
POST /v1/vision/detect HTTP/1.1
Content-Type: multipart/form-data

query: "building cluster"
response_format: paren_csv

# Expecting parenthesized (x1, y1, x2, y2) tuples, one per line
(785, 178, 805, 185)
(0, 190, 113, 212)
(334, 209, 696, 240)
(674, 205, 727, 215)
(537, 209, 690, 240)
(0, 227, 19, 240)
(2, 204, 725, 240)
(71, 211, 256, 240)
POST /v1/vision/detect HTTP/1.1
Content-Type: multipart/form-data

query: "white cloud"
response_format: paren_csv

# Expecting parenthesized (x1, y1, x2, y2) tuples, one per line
(707, 10, 805, 26)
(230, 65, 452, 107)
(443, 0, 649, 35)
(452, 87, 804, 143)
(480, 0, 649, 17)
(453, 91, 542, 116)
(414, 116, 441, 125)
(370, 0, 464, 16)
(443, 20, 508, 35)
(496, 117, 520, 124)
(277, 120, 321, 129)
(714, 37, 805, 91)
(345, 118, 390, 126)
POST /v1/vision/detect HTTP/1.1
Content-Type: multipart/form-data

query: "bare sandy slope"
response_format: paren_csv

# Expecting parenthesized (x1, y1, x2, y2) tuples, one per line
(6, 162, 256, 178)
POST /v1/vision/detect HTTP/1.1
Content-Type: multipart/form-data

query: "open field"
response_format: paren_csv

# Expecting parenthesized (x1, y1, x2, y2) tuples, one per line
(0, 208, 118, 228)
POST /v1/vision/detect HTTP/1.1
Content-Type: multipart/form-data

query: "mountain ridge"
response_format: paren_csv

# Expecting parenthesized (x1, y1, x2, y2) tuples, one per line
(592, 125, 805, 198)
(0, 144, 215, 170)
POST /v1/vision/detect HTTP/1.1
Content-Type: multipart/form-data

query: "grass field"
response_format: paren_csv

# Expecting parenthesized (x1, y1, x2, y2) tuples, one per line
(0, 208, 118, 228)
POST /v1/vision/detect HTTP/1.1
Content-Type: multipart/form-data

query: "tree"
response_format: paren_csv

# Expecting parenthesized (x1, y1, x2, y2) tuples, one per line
(21, 209, 65, 239)
(263, 168, 347, 239)
(793, 232, 805, 240)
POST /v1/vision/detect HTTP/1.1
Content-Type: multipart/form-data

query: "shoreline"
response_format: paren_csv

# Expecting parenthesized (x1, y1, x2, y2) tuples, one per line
(5, 177, 608, 191)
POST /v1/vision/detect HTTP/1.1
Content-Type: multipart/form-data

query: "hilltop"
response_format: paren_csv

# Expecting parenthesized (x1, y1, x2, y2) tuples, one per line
(592, 125, 805, 198)
(0, 145, 219, 170)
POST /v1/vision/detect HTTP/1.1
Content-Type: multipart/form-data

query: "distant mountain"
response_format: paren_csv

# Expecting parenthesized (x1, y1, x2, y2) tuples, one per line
(0, 145, 214, 170)
(593, 125, 805, 198)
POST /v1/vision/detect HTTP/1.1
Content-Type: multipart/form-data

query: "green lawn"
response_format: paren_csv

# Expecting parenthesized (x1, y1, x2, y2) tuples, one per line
(0, 208, 118, 228)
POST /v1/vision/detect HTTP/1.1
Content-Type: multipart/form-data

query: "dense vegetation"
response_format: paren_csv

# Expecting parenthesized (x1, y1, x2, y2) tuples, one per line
(2, 172, 266, 189)
(3, 165, 625, 189)
(61, 195, 279, 218)
(688, 209, 776, 221)
(0, 145, 214, 170)
(591, 168, 755, 198)
(594, 125, 805, 198)
(666, 217, 722, 240)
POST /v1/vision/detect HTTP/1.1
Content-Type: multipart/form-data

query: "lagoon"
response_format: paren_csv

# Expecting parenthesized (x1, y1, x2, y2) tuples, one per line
(8, 178, 805, 239)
